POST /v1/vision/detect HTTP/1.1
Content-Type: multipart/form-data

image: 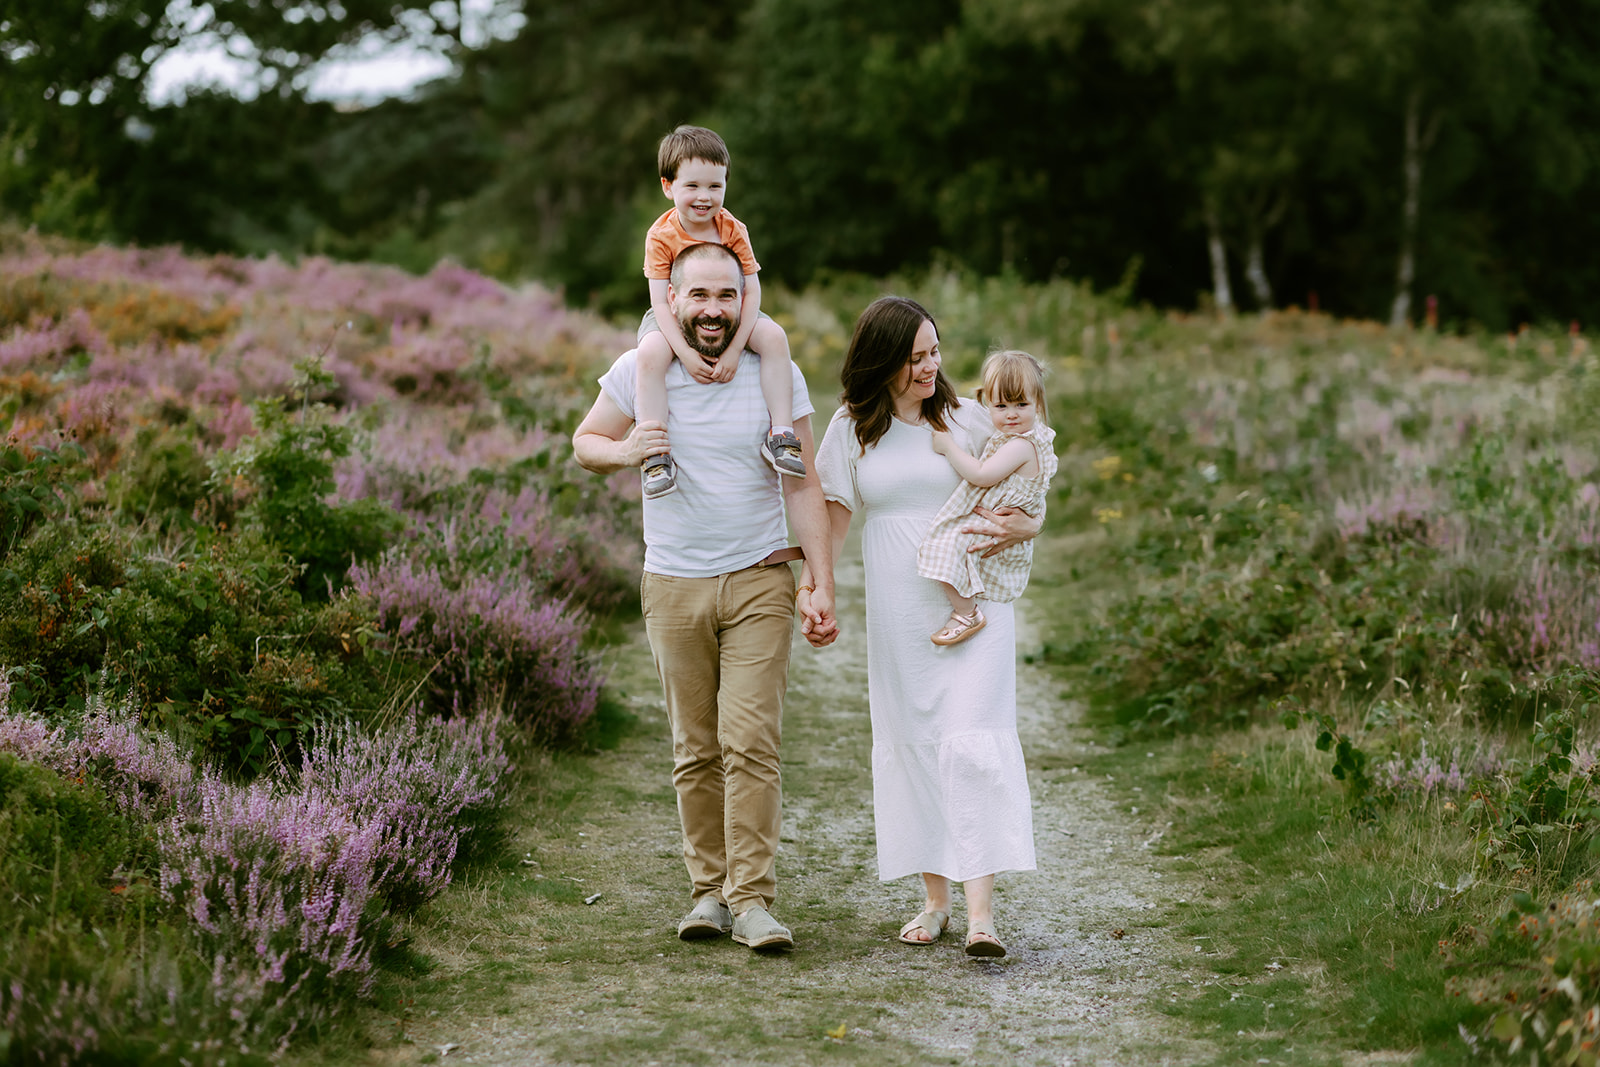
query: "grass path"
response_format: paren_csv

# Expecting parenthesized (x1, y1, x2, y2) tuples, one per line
(324, 537, 1218, 1066)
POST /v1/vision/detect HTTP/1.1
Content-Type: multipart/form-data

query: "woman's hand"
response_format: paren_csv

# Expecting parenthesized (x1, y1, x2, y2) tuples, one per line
(960, 505, 1042, 557)
(929, 429, 952, 456)
(796, 587, 839, 648)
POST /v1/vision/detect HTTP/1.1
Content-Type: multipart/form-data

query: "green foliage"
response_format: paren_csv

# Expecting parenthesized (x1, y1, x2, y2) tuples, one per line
(0, 439, 87, 556)
(0, 752, 139, 928)
(1468, 698, 1600, 879)
(105, 423, 213, 529)
(216, 356, 402, 599)
(0, 521, 403, 773)
(1468, 885, 1600, 1066)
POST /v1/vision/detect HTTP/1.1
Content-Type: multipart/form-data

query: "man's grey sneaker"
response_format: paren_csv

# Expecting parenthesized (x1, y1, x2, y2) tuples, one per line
(763, 431, 806, 478)
(642, 454, 678, 499)
(677, 896, 733, 941)
(731, 905, 793, 952)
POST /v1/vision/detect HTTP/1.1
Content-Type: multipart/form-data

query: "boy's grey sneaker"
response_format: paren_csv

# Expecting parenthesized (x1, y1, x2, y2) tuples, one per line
(731, 905, 793, 952)
(763, 430, 806, 478)
(677, 896, 733, 940)
(642, 455, 678, 499)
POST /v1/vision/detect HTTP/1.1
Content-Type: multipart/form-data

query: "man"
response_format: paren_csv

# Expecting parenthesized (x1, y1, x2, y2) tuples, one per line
(572, 242, 836, 952)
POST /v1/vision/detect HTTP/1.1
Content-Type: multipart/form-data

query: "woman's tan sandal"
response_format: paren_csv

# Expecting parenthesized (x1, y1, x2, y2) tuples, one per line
(965, 920, 1007, 958)
(898, 909, 950, 945)
(931, 606, 986, 646)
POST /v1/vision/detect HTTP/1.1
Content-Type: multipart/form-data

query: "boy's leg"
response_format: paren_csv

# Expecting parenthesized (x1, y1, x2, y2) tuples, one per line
(636, 329, 674, 430)
(751, 318, 806, 478)
(635, 330, 679, 499)
(751, 317, 794, 429)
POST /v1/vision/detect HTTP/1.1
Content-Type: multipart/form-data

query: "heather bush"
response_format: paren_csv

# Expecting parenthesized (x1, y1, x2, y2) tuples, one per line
(214, 357, 403, 599)
(348, 555, 601, 744)
(0, 693, 512, 1061)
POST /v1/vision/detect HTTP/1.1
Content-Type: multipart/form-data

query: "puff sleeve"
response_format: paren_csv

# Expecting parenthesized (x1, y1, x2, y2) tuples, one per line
(815, 406, 862, 513)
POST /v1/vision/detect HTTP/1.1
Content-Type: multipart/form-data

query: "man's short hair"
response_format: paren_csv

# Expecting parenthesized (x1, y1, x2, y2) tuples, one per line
(669, 242, 745, 294)
(659, 125, 730, 181)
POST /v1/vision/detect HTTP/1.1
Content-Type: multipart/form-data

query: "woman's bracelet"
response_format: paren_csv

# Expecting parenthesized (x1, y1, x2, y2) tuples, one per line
(795, 584, 815, 600)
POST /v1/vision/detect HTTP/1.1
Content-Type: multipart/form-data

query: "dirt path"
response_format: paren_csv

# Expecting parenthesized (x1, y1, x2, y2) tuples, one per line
(358, 541, 1217, 1066)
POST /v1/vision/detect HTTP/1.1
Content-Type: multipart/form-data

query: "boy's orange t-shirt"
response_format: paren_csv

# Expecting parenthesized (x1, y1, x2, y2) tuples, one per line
(643, 207, 761, 280)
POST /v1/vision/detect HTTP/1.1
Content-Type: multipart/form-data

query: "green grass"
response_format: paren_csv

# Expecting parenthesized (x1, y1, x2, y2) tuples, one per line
(1071, 727, 1505, 1065)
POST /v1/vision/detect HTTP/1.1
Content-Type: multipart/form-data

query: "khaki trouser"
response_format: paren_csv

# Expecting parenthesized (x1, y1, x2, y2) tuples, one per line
(640, 564, 795, 915)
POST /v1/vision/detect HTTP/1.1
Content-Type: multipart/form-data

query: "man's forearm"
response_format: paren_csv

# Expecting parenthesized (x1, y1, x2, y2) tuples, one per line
(573, 431, 635, 475)
(784, 481, 834, 596)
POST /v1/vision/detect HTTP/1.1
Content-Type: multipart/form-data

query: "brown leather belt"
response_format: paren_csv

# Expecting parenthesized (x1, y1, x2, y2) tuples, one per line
(750, 546, 805, 568)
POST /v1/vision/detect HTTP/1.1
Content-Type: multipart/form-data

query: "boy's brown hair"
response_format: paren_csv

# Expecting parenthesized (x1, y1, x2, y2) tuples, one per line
(658, 125, 730, 181)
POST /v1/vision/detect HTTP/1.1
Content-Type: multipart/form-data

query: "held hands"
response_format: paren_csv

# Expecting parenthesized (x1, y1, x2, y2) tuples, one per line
(796, 587, 838, 648)
(959, 505, 1042, 558)
(708, 353, 737, 384)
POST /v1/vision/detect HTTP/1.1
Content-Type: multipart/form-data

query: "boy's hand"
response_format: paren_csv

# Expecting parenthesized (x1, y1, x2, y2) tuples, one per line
(929, 429, 952, 456)
(708, 353, 738, 384)
(678, 349, 718, 384)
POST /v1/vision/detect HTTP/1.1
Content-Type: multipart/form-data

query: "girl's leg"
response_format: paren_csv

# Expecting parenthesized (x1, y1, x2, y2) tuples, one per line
(901, 873, 954, 944)
(931, 583, 985, 646)
(938, 580, 975, 617)
(750, 317, 794, 431)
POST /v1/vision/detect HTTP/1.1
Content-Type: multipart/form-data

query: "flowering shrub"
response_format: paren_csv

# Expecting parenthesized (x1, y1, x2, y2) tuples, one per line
(0, 694, 511, 1060)
(348, 555, 601, 743)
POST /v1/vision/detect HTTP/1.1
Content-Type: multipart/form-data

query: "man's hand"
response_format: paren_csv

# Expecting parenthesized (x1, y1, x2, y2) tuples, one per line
(797, 587, 838, 648)
(960, 505, 1042, 558)
(625, 419, 671, 468)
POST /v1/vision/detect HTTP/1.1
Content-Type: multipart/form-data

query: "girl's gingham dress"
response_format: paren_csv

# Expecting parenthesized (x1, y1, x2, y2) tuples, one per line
(916, 424, 1057, 602)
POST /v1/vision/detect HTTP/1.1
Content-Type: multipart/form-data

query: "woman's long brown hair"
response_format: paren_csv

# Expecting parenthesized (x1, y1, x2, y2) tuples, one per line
(839, 296, 959, 452)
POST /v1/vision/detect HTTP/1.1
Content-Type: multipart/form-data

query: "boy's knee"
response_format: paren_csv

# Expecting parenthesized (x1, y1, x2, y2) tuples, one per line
(752, 317, 789, 352)
(638, 330, 673, 370)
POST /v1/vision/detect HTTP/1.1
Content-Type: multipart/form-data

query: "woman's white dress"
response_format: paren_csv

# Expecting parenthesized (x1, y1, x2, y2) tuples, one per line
(816, 399, 1036, 883)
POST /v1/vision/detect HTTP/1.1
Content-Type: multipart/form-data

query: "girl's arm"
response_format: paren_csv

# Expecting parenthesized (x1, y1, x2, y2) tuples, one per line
(931, 433, 1037, 487)
(648, 278, 716, 383)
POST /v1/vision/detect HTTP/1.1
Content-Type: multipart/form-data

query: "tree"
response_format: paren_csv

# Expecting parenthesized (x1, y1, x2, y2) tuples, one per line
(0, 0, 457, 249)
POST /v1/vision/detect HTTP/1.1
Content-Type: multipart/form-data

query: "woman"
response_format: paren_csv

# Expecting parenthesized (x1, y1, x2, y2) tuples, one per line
(798, 296, 1040, 957)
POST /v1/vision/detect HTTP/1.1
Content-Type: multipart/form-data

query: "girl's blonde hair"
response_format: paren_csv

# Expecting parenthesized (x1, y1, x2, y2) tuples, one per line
(977, 349, 1048, 426)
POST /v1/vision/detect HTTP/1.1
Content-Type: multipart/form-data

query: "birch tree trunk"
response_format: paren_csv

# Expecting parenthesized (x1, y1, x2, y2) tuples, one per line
(1245, 231, 1273, 309)
(1390, 88, 1440, 328)
(1205, 200, 1234, 316)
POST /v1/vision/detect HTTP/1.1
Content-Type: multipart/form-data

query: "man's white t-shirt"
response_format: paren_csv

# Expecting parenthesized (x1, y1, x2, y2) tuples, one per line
(598, 349, 814, 578)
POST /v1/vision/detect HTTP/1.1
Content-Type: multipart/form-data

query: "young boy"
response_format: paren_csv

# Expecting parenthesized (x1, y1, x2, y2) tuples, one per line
(634, 125, 803, 499)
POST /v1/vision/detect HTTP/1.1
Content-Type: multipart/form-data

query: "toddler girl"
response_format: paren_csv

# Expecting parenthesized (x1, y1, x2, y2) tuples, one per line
(918, 350, 1058, 646)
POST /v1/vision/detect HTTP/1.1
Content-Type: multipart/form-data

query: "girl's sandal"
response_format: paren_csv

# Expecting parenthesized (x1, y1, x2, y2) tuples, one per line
(965, 920, 1007, 958)
(898, 909, 950, 945)
(931, 606, 986, 646)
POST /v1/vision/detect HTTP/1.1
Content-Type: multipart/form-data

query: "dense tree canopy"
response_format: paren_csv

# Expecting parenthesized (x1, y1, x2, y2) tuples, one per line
(4, 0, 1598, 328)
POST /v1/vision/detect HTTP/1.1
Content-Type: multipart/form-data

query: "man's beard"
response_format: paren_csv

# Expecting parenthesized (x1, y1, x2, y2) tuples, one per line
(680, 312, 737, 359)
